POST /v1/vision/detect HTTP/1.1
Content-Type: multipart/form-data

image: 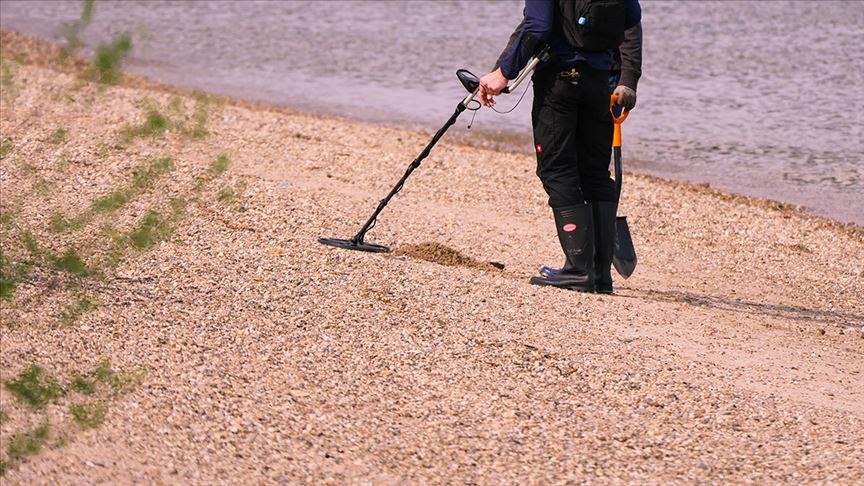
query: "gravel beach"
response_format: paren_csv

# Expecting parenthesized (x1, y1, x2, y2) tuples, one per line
(1, 31, 862, 484)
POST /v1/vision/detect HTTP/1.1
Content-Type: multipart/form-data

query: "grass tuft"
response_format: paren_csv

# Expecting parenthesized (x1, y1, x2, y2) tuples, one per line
(70, 374, 96, 395)
(59, 0, 94, 61)
(187, 102, 209, 139)
(194, 154, 231, 191)
(92, 190, 129, 213)
(0, 138, 12, 160)
(0, 251, 31, 300)
(217, 180, 247, 205)
(120, 109, 169, 142)
(87, 33, 132, 84)
(1, 61, 14, 90)
(70, 402, 106, 429)
(49, 211, 86, 233)
(3, 366, 62, 409)
(211, 154, 230, 176)
(91, 359, 137, 394)
(34, 179, 54, 195)
(48, 128, 67, 145)
(131, 157, 174, 189)
(129, 210, 164, 250)
(7, 423, 51, 461)
(21, 230, 43, 258)
(0, 212, 14, 229)
(51, 248, 89, 276)
(59, 294, 96, 325)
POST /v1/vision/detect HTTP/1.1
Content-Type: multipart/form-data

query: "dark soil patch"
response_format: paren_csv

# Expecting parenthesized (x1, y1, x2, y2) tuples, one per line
(394, 242, 503, 272)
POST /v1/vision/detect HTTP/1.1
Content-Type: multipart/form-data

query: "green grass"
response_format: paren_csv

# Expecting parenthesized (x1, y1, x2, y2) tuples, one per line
(48, 128, 68, 145)
(0, 251, 31, 300)
(21, 230, 43, 258)
(59, 0, 94, 62)
(59, 294, 95, 324)
(70, 402, 106, 429)
(48, 211, 86, 233)
(1, 61, 13, 89)
(129, 210, 164, 250)
(91, 158, 174, 213)
(211, 154, 230, 176)
(182, 102, 209, 139)
(34, 179, 54, 195)
(70, 374, 96, 395)
(7, 423, 51, 461)
(0, 212, 13, 229)
(91, 359, 137, 395)
(217, 186, 235, 203)
(196, 154, 231, 191)
(51, 248, 89, 276)
(168, 97, 183, 112)
(217, 180, 247, 205)
(0, 138, 11, 160)
(120, 109, 170, 142)
(3, 365, 62, 409)
(100, 224, 127, 268)
(87, 33, 132, 84)
(131, 157, 174, 189)
(92, 190, 129, 213)
(167, 96, 211, 139)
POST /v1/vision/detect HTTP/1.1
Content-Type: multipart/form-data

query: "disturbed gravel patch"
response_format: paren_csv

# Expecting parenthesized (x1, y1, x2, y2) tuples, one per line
(1, 30, 863, 484)
(394, 242, 504, 272)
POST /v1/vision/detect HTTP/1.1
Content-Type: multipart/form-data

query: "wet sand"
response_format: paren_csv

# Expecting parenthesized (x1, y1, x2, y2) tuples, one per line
(1, 31, 863, 484)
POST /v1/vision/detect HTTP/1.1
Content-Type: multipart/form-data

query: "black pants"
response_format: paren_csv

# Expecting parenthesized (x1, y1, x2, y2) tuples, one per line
(531, 65, 615, 208)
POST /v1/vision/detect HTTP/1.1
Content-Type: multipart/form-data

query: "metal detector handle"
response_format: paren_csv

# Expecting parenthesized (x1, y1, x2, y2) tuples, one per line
(501, 56, 540, 94)
(502, 45, 551, 94)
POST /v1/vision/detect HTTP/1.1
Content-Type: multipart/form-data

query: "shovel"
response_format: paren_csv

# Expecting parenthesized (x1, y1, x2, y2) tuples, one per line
(610, 94, 637, 278)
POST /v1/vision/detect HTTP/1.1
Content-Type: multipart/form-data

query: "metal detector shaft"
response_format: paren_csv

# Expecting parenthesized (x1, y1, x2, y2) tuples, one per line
(349, 101, 468, 245)
(325, 48, 548, 251)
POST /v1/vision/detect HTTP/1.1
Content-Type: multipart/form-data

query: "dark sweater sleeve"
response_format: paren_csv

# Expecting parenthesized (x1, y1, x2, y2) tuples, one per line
(494, 19, 525, 71)
(497, 1, 554, 79)
(617, 22, 642, 90)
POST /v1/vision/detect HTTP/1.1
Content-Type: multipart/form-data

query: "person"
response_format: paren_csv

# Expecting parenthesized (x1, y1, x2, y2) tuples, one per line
(478, 0, 642, 293)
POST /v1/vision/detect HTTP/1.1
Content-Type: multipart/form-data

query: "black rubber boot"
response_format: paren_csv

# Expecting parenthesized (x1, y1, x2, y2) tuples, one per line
(530, 204, 595, 292)
(593, 201, 617, 294)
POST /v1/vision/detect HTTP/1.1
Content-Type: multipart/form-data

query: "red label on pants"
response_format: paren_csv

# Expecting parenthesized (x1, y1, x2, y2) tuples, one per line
(563, 223, 577, 232)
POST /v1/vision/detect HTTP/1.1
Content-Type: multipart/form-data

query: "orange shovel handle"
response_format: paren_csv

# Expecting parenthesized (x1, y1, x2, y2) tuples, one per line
(610, 94, 629, 148)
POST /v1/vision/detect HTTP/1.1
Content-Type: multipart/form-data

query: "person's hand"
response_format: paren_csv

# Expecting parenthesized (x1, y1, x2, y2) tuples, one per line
(612, 85, 637, 111)
(478, 68, 508, 107)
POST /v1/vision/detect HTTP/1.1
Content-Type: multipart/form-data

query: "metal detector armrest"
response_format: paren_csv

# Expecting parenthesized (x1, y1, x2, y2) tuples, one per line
(502, 45, 551, 94)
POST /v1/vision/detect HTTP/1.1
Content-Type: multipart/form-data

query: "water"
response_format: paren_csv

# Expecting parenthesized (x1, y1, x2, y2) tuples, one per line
(2, 0, 862, 224)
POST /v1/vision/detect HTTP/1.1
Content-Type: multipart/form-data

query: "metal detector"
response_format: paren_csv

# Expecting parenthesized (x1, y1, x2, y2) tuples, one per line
(319, 47, 551, 253)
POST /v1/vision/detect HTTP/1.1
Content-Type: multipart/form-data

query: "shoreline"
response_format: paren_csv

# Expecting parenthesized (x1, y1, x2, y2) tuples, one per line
(3, 29, 860, 236)
(1, 28, 863, 483)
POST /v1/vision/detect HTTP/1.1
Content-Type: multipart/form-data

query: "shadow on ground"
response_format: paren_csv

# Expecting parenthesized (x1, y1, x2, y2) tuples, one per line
(620, 288, 864, 329)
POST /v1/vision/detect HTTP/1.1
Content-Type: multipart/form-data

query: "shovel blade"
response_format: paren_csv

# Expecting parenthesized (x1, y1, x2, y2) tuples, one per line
(613, 216, 637, 278)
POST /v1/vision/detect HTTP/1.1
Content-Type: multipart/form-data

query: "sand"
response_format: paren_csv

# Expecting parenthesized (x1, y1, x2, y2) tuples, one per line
(1, 30, 862, 484)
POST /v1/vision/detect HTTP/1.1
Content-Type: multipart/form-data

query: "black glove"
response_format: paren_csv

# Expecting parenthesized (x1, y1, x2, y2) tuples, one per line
(613, 85, 637, 111)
